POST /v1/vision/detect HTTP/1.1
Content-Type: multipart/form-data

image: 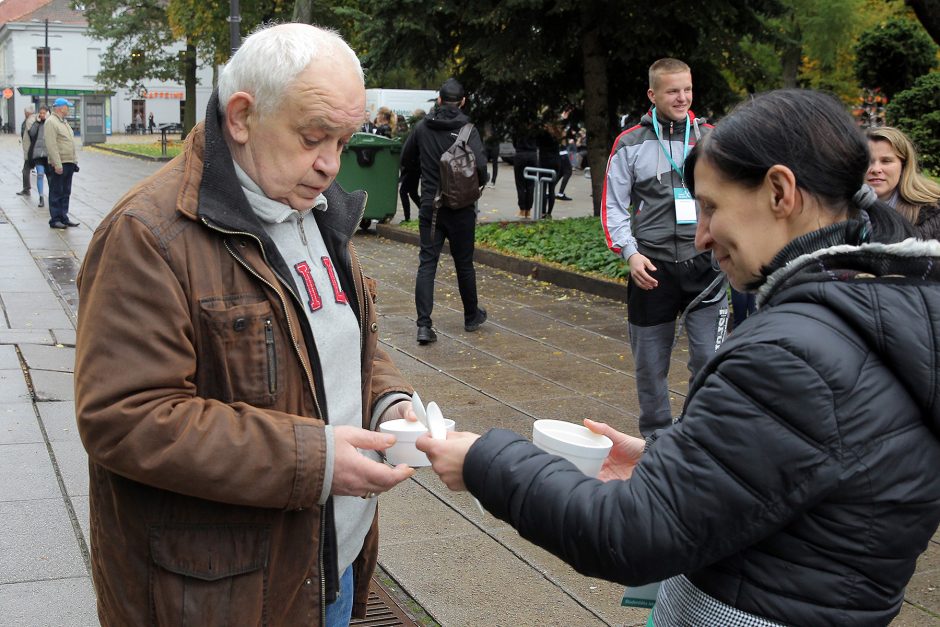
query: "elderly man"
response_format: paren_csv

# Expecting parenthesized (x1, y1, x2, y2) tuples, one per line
(75, 24, 417, 626)
(17, 104, 37, 197)
(44, 97, 80, 228)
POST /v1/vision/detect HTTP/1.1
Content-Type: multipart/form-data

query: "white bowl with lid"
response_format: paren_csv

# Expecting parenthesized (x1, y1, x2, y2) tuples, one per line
(380, 418, 455, 467)
(532, 419, 612, 477)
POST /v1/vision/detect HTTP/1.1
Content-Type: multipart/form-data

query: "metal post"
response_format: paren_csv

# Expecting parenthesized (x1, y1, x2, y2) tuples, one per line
(523, 166, 557, 220)
(43, 19, 49, 108)
(228, 0, 241, 55)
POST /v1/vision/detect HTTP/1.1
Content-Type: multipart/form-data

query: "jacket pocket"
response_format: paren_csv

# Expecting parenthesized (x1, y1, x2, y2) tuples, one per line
(150, 524, 270, 627)
(199, 298, 281, 407)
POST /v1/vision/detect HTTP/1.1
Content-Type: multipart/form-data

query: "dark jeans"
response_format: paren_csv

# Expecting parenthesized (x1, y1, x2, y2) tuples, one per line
(415, 205, 479, 328)
(47, 162, 76, 225)
(22, 158, 31, 191)
(512, 151, 538, 211)
(557, 155, 572, 194)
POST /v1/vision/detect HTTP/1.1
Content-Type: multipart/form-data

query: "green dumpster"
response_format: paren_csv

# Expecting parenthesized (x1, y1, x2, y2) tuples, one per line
(335, 132, 403, 230)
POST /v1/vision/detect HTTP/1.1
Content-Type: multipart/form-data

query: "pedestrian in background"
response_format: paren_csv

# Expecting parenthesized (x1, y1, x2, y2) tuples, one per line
(44, 98, 80, 229)
(418, 88, 936, 627)
(148, 112, 155, 134)
(27, 105, 49, 209)
(512, 126, 538, 219)
(17, 104, 37, 197)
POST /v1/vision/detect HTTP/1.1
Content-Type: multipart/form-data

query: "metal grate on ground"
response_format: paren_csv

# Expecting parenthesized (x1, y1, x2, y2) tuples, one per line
(350, 575, 422, 626)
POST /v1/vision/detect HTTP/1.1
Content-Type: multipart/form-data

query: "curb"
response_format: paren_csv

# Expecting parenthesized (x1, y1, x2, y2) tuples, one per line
(88, 144, 173, 162)
(375, 223, 628, 304)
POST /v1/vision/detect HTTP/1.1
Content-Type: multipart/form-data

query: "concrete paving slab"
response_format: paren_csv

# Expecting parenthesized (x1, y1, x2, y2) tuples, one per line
(0, 344, 19, 369)
(50, 440, 89, 497)
(51, 328, 77, 347)
(0, 402, 42, 445)
(0, 329, 55, 346)
(36, 401, 79, 443)
(0, 577, 98, 627)
(513, 397, 639, 435)
(0, 369, 31, 403)
(71, 496, 90, 547)
(0, 499, 88, 584)
(30, 370, 74, 402)
(2, 292, 72, 330)
(20, 344, 75, 373)
(0, 442, 61, 501)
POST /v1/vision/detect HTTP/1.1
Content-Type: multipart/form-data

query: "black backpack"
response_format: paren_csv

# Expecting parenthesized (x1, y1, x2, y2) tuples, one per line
(433, 123, 481, 210)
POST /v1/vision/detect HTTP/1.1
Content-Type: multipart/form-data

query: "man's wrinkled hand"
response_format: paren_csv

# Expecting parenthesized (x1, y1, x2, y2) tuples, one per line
(331, 425, 414, 497)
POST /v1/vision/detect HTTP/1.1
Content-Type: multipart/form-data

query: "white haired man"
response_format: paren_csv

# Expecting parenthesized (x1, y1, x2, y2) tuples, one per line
(75, 23, 418, 625)
(17, 103, 37, 197)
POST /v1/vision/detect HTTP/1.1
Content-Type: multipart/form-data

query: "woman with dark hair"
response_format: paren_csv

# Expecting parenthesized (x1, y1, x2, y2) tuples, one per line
(866, 126, 940, 240)
(417, 90, 940, 626)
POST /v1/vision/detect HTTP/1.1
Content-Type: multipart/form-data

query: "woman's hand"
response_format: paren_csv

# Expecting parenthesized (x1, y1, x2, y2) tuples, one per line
(415, 431, 480, 491)
(584, 419, 644, 481)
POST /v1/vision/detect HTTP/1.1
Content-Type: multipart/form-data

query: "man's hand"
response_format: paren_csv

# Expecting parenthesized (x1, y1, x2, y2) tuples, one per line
(331, 425, 414, 497)
(415, 431, 480, 491)
(383, 400, 418, 424)
(54, 165, 63, 175)
(584, 419, 644, 481)
(627, 252, 658, 290)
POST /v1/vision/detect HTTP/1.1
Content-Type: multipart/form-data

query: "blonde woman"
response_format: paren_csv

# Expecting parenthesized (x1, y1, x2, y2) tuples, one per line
(867, 126, 940, 240)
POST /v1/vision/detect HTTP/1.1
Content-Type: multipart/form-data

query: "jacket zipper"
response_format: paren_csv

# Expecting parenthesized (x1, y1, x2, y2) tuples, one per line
(264, 318, 277, 394)
(670, 120, 679, 263)
(203, 219, 322, 420)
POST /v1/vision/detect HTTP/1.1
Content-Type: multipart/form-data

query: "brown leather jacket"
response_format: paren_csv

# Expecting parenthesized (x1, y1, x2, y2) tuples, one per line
(75, 99, 412, 625)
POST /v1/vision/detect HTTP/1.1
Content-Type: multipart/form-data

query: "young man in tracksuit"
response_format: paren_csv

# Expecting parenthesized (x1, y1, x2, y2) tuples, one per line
(603, 58, 726, 438)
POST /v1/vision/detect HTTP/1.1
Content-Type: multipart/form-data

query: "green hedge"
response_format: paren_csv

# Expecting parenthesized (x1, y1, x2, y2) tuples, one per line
(399, 217, 629, 281)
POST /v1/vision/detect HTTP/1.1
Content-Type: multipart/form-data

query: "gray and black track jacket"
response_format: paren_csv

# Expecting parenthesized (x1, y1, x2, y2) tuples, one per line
(603, 110, 711, 263)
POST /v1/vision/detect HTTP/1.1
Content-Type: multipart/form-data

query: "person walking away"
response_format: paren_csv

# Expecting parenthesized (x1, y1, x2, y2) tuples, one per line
(401, 78, 489, 345)
(27, 106, 50, 209)
(535, 119, 562, 218)
(44, 98, 80, 229)
(74, 24, 420, 626)
(483, 122, 500, 188)
(602, 58, 726, 438)
(17, 104, 37, 197)
(148, 112, 155, 134)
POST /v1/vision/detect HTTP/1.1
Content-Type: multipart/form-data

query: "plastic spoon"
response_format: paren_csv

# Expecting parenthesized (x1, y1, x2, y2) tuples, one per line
(427, 402, 486, 516)
(411, 391, 429, 431)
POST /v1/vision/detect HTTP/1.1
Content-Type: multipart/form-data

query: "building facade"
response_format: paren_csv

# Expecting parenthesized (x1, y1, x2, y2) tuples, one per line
(0, 0, 213, 140)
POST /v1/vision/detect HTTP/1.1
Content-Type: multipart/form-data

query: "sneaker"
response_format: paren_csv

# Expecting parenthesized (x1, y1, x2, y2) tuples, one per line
(464, 307, 488, 332)
(49, 221, 67, 229)
(416, 326, 437, 345)
(16, 189, 29, 196)
(556, 193, 572, 201)
(38, 197, 44, 207)
(64, 220, 80, 227)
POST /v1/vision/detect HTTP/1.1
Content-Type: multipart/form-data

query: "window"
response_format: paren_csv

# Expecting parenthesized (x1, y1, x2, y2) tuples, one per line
(36, 47, 50, 74)
(87, 48, 100, 75)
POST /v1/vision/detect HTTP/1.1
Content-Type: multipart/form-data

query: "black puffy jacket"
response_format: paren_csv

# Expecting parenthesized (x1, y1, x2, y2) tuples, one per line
(465, 226, 940, 626)
(400, 104, 488, 210)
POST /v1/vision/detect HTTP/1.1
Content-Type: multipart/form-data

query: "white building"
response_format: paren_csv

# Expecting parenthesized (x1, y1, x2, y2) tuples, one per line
(0, 0, 213, 140)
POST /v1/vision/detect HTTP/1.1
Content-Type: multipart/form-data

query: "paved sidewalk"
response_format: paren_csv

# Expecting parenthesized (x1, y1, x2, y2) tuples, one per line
(0, 133, 937, 626)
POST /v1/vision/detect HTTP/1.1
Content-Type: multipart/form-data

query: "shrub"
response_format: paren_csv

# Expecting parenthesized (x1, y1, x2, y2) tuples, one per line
(886, 72, 940, 173)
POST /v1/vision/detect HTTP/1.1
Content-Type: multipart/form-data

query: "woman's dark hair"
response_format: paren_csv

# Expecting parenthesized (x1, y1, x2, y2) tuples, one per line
(686, 89, 912, 243)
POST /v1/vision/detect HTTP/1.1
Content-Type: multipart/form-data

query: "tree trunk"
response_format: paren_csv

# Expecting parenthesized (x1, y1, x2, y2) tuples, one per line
(292, 0, 314, 24)
(183, 42, 197, 135)
(781, 15, 801, 89)
(580, 21, 609, 217)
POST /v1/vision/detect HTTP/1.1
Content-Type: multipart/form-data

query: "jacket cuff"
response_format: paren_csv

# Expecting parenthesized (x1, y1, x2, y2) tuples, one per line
(621, 242, 639, 262)
(371, 393, 412, 431)
(286, 423, 326, 510)
(318, 426, 335, 505)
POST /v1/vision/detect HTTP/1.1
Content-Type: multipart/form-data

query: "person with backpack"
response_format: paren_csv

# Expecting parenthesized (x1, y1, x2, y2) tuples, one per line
(401, 78, 489, 345)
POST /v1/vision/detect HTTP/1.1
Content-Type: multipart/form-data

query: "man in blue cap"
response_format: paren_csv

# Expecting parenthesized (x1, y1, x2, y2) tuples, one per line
(44, 97, 79, 228)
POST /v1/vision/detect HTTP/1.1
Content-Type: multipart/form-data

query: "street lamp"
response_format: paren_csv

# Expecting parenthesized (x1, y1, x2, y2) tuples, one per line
(228, 0, 241, 55)
(30, 18, 60, 108)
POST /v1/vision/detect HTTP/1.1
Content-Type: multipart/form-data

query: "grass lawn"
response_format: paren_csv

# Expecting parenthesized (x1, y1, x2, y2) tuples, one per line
(107, 142, 182, 159)
(398, 216, 629, 282)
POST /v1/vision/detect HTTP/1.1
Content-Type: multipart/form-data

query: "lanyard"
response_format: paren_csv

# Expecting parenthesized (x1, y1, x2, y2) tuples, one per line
(651, 107, 690, 182)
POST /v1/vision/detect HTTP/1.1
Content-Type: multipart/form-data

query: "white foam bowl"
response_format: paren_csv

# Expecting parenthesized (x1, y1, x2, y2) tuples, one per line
(379, 418, 455, 467)
(532, 419, 613, 477)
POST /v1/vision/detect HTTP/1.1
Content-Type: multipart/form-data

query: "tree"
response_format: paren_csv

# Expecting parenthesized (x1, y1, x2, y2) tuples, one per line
(906, 0, 940, 44)
(886, 72, 940, 172)
(854, 18, 938, 98)
(358, 0, 775, 216)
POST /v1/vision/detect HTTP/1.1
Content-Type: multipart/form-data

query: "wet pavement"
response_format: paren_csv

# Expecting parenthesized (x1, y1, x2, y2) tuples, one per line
(0, 133, 937, 626)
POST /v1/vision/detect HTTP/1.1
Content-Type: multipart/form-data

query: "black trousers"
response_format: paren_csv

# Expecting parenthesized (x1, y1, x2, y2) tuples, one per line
(22, 159, 31, 191)
(46, 162, 76, 225)
(415, 205, 479, 328)
(512, 151, 538, 211)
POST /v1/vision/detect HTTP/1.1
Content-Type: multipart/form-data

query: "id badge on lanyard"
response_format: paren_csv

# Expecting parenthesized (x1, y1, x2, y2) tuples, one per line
(651, 108, 695, 225)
